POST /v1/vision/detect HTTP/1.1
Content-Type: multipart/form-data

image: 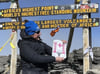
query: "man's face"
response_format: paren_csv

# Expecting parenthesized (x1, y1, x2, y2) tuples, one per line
(31, 31, 41, 40)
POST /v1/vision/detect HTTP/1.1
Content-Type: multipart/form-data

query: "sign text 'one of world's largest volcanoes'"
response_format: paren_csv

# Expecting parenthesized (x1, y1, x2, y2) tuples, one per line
(0, 18, 99, 30)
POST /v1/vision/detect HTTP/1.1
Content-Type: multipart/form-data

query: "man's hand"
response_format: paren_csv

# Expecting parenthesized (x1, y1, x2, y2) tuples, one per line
(55, 57, 64, 62)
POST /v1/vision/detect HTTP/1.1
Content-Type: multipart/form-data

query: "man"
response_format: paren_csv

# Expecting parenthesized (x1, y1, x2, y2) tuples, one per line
(18, 20, 65, 74)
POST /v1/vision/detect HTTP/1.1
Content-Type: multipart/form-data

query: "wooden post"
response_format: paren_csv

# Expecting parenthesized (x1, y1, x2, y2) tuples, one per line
(10, 2, 18, 74)
(0, 0, 10, 2)
(82, 0, 91, 74)
(88, 0, 92, 69)
(66, 0, 80, 59)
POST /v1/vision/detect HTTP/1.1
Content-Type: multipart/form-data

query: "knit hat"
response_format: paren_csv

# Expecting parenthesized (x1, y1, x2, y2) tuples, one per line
(24, 21, 40, 35)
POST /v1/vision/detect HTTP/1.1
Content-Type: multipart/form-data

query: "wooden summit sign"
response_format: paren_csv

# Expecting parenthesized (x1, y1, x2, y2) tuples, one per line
(0, 3, 98, 18)
(0, 18, 99, 30)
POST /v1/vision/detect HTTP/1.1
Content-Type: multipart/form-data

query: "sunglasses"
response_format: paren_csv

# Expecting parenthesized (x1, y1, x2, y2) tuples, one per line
(34, 30, 40, 34)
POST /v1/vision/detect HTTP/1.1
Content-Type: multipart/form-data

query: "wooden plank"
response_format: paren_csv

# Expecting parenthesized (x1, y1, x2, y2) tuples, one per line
(0, 3, 98, 18)
(0, 18, 99, 30)
(66, 0, 80, 59)
(82, 0, 91, 74)
(0, 0, 10, 2)
(9, 2, 17, 74)
(88, 0, 92, 69)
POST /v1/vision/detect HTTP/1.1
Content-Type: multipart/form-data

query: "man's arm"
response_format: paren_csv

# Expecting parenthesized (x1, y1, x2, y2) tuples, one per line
(19, 41, 55, 64)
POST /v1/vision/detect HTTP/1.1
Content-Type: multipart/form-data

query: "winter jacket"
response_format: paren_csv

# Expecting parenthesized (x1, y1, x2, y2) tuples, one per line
(18, 30, 55, 74)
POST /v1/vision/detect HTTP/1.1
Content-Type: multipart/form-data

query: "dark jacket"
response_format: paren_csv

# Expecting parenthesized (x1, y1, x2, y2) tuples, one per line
(18, 30, 55, 74)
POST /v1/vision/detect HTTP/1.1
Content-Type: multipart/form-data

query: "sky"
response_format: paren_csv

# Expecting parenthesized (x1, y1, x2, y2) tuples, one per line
(0, 0, 100, 56)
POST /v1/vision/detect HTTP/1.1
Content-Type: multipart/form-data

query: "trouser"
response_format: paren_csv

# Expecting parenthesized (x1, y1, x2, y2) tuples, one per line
(22, 67, 48, 74)
(20, 60, 48, 74)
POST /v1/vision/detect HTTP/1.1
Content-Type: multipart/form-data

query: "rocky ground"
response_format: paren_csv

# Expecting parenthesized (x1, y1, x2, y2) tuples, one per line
(0, 47, 100, 74)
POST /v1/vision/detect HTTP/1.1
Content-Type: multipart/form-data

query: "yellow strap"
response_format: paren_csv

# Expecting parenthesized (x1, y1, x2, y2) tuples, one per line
(10, 33, 14, 40)
(0, 33, 15, 52)
(0, 47, 3, 52)
(77, 0, 80, 2)
(10, 33, 15, 49)
(10, 42, 15, 49)
(0, 37, 11, 52)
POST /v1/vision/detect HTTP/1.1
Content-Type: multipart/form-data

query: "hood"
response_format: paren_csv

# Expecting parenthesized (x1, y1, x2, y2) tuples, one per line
(20, 29, 31, 39)
(18, 29, 33, 48)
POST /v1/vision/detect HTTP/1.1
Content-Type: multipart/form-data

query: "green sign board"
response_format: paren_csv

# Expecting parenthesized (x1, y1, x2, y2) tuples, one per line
(0, 18, 99, 30)
(0, 3, 99, 18)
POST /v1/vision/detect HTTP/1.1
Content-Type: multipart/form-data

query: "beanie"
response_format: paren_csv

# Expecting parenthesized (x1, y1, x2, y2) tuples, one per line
(24, 21, 40, 35)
